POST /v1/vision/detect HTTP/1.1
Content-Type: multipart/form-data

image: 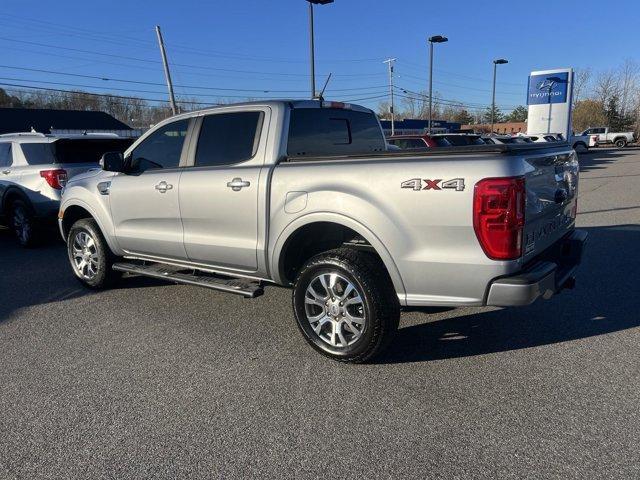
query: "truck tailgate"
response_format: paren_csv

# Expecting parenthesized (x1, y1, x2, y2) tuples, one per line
(522, 149, 579, 260)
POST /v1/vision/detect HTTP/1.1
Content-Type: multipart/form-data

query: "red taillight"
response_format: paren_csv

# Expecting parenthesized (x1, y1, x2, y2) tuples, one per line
(40, 169, 68, 189)
(473, 176, 525, 260)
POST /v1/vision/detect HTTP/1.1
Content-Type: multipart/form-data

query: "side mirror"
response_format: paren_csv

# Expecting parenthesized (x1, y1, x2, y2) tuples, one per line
(100, 151, 125, 172)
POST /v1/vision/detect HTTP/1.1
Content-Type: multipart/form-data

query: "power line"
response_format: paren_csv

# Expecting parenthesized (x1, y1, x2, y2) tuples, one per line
(394, 91, 518, 112)
(397, 58, 524, 87)
(0, 14, 386, 65)
(0, 65, 389, 95)
(0, 82, 219, 106)
(0, 37, 385, 79)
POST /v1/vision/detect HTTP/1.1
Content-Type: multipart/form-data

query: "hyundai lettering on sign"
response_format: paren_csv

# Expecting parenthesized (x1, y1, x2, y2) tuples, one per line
(527, 72, 569, 105)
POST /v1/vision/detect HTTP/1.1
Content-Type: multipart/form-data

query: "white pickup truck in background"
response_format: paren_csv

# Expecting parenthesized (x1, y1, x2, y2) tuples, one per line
(579, 127, 636, 148)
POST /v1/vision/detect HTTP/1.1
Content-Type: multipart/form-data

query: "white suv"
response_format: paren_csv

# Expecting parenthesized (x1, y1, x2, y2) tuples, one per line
(0, 132, 132, 246)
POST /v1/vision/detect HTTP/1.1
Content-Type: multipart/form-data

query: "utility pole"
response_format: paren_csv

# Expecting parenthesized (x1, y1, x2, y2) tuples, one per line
(155, 25, 177, 115)
(384, 58, 396, 136)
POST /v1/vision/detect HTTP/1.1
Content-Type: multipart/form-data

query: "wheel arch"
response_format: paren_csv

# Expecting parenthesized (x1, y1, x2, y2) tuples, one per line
(1, 186, 32, 214)
(60, 199, 120, 254)
(271, 213, 406, 304)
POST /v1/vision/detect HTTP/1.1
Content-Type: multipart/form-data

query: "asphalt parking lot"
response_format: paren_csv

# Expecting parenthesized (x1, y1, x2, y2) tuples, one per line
(1, 147, 639, 479)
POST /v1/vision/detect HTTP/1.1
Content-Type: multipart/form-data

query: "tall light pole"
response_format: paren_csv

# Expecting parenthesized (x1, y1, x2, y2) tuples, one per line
(384, 58, 396, 135)
(307, 0, 334, 99)
(428, 35, 448, 134)
(491, 58, 508, 133)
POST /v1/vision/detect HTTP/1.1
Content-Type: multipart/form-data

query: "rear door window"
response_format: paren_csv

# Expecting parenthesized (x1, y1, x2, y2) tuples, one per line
(195, 111, 263, 167)
(287, 108, 385, 157)
(0, 143, 12, 167)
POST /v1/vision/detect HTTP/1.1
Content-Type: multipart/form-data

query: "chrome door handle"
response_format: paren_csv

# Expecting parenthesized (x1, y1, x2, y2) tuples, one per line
(226, 178, 250, 191)
(1, 170, 10, 175)
(154, 181, 173, 193)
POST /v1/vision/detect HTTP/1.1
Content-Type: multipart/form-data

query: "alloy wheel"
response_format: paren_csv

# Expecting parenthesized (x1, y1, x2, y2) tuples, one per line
(72, 230, 100, 280)
(12, 205, 31, 244)
(304, 272, 366, 348)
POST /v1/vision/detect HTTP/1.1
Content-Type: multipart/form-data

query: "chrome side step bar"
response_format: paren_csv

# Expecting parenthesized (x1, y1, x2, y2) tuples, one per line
(112, 262, 263, 298)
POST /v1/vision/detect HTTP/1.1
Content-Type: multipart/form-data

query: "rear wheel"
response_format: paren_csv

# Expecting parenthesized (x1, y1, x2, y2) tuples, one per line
(292, 248, 400, 363)
(573, 142, 588, 153)
(9, 200, 38, 247)
(67, 218, 120, 289)
(614, 138, 627, 148)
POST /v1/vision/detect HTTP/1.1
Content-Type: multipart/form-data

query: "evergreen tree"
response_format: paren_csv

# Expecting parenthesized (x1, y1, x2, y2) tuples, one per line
(505, 105, 528, 123)
(482, 105, 504, 125)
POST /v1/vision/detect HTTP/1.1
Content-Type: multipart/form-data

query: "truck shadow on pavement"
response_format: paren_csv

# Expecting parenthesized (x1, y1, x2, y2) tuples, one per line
(2, 224, 639, 363)
(578, 147, 639, 173)
(377, 224, 640, 364)
(0, 227, 167, 324)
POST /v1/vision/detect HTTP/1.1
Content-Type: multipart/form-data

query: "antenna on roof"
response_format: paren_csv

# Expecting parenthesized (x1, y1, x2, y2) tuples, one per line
(317, 73, 332, 102)
(30, 126, 36, 133)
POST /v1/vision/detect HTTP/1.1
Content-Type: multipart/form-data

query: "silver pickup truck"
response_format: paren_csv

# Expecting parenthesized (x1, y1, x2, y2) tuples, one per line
(59, 100, 587, 362)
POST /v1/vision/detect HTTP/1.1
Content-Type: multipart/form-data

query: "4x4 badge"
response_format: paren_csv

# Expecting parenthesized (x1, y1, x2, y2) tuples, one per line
(401, 178, 465, 191)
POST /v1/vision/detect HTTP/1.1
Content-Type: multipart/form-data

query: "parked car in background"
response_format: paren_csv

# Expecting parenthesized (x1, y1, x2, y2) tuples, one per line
(0, 132, 133, 246)
(580, 127, 635, 148)
(482, 135, 533, 145)
(527, 132, 589, 153)
(59, 99, 586, 363)
(387, 134, 452, 149)
(432, 133, 486, 146)
(527, 133, 564, 143)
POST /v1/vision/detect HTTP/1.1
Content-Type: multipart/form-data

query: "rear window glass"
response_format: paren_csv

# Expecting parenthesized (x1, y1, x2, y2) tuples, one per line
(0, 143, 12, 167)
(22, 139, 133, 165)
(287, 108, 385, 157)
(432, 137, 452, 147)
(388, 138, 428, 149)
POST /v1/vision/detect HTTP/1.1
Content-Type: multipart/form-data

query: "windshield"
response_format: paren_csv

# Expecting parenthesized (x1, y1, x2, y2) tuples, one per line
(22, 138, 133, 165)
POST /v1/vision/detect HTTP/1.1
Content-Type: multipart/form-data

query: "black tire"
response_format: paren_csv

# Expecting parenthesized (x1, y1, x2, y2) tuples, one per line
(67, 218, 121, 289)
(614, 138, 627, 148)
(573, 142, 588, 152)
(8, 199, 38, 247)
(292, 248, 400, 363)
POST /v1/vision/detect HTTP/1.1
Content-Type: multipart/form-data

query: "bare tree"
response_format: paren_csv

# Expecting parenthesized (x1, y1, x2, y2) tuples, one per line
(617, 59, 639, 115)
(572, 68, 592, 107)
(594, 70, 620, 107)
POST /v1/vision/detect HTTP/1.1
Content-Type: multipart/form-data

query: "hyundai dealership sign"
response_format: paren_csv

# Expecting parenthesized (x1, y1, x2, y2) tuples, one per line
(526, 68, 573, 138)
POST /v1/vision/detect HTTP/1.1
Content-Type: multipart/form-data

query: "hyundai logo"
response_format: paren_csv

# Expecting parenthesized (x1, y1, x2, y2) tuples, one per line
(537, 79, 557, 91)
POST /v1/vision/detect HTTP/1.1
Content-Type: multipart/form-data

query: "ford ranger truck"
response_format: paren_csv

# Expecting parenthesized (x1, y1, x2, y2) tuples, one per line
(58, 100, 587, 363)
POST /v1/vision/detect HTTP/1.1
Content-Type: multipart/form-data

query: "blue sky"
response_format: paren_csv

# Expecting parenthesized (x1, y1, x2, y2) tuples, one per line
(0, 0, 638, 115)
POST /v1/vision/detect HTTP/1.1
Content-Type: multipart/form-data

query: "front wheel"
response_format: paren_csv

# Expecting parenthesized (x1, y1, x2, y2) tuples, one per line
(67, 218, 121, 289)
(615, 138, 628, 148)
(292, 248, 400, 363)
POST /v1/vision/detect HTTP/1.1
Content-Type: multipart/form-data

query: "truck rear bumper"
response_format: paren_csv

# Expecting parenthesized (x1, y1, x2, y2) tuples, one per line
(485, 229, 587, 307)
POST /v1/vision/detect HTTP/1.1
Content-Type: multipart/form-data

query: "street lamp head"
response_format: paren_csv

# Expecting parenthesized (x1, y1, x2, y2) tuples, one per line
(428, 35, 448, 43)
(307, 0, 334, 4)
(493, 58, 509, 65)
